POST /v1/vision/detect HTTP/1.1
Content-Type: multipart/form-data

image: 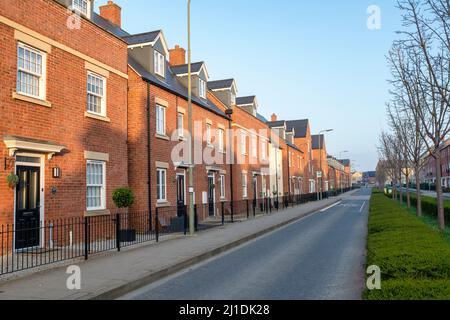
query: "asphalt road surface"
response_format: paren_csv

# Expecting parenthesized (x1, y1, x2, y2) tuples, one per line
(120, 188, 371, 300)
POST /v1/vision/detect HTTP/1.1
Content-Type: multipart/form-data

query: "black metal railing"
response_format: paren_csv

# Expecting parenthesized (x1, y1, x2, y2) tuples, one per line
(0, 188, 356, 276)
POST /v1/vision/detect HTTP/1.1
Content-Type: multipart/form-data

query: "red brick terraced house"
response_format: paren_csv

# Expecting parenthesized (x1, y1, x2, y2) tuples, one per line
(311, 134, 330, 195)
(338, 159, 352, 189)
(266, 120, 305, 199)
(230, 93, 272, 211)
(327, 156, 346, 192)
(0, 0, 129, 249)
(268, 117, 315, 195)
(421, 139, 450, 189)
(125, 36, 232, 222)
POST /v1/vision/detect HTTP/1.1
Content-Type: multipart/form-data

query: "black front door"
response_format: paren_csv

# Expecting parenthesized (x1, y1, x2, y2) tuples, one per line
(176, 175, 186, 217)
(253, 176, 258, 208)
(208, 175, 215, 216)
(15, 166, 41, 250)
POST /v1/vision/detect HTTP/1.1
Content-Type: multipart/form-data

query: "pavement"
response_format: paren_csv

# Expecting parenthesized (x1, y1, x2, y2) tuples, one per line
(0, 192, 357, 300)
(400, 188, 450, 200)
(121, 188, 371, 300)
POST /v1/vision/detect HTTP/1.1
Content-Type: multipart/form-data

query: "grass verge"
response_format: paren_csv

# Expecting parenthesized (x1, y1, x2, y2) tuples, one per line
(365, 190, 450, 300)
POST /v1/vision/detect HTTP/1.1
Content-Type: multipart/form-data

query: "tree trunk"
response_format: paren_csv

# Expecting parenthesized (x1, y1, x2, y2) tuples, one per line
(398, 172, 403, 205)
(435, 154, 446, 231)
(405, 170, 411, 208)
(415, 170, 422, 217)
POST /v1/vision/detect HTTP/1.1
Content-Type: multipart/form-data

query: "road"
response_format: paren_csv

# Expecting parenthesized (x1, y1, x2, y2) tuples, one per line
(120, 188, 371, 300)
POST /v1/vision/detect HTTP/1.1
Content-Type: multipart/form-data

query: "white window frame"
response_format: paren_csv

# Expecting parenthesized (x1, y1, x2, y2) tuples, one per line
(154, 50, 165, 77)
(156, 168, 167, 203)
(243, 173, 248, 198)
(16, 43, 46, 100)
(86, 160, 106, 211)
(177, 112, 184, 139)
(72, 0, 90, 18)
(219, 174, 226, 199)
(199, 78, 207, 99)
(156, 104, 166, 135)
(87, 71, 107, 117)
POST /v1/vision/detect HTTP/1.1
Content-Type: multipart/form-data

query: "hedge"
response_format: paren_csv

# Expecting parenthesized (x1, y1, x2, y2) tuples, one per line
(365, 192, 450, 300)
(385, 190, 450, 226)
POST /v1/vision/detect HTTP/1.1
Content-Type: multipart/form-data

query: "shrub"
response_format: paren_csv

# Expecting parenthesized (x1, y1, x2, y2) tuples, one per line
(112, 188, 135, 209)
(365, 192, 450, 300)
(386, 191, 450, 226)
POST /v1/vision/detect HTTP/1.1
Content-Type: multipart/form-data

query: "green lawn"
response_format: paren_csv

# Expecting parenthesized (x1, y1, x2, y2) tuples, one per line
(365, 190, 450, 300)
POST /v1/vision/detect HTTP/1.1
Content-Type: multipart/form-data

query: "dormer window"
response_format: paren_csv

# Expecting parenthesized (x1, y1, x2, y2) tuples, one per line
(154, 50, 165, 77)
(73, 0, 89, 17)
(199, 79, 206, 99)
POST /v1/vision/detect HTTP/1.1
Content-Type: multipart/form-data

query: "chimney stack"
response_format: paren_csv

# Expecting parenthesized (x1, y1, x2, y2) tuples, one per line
(169, 45, 186, 66)
(99, 1, 122, 28)
(271, 113, 278, 122)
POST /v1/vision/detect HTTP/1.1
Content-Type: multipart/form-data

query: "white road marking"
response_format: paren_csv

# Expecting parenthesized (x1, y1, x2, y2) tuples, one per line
(359, 201, 366, 213)
(320, 201, 342, 212)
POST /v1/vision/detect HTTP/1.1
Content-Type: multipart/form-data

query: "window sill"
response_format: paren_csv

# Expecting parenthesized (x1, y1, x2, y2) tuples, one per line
(85, 112, 111, 123)
(156, 134, 170, 141)
(13, 92, 51, 108)
(156, 202, 171, 208)
(84, 209, 111, 217)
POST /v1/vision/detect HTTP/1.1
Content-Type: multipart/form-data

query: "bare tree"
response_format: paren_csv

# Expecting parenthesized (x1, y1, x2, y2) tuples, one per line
(386, 45, 429, 215)
(376, 160, 388, 189)
(391, 0, 449, 229)
(378, 132, 405, 203)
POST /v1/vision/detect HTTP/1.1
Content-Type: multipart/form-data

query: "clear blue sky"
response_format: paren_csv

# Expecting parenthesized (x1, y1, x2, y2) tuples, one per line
(96, 0, 402, 172)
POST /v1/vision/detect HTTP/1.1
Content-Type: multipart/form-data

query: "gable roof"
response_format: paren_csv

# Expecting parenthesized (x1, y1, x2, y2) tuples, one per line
(236, 96, 256, 106)
(128, 56, 227, 119)
(122, 30, 160, 45)
(208, 79, 237, 92)
(286, 120, 309, 138)
(122, 30, 170, 56)
(311, 134, 326, 150)
(171, 62, 209, 79)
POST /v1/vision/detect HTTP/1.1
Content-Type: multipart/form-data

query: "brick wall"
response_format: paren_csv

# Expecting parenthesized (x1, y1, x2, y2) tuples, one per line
(0, 0, 128, 225)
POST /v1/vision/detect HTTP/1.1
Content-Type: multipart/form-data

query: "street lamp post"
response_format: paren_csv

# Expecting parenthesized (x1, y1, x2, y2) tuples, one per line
(187, 0, 195, 235)
(318, 129, 333, 200)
